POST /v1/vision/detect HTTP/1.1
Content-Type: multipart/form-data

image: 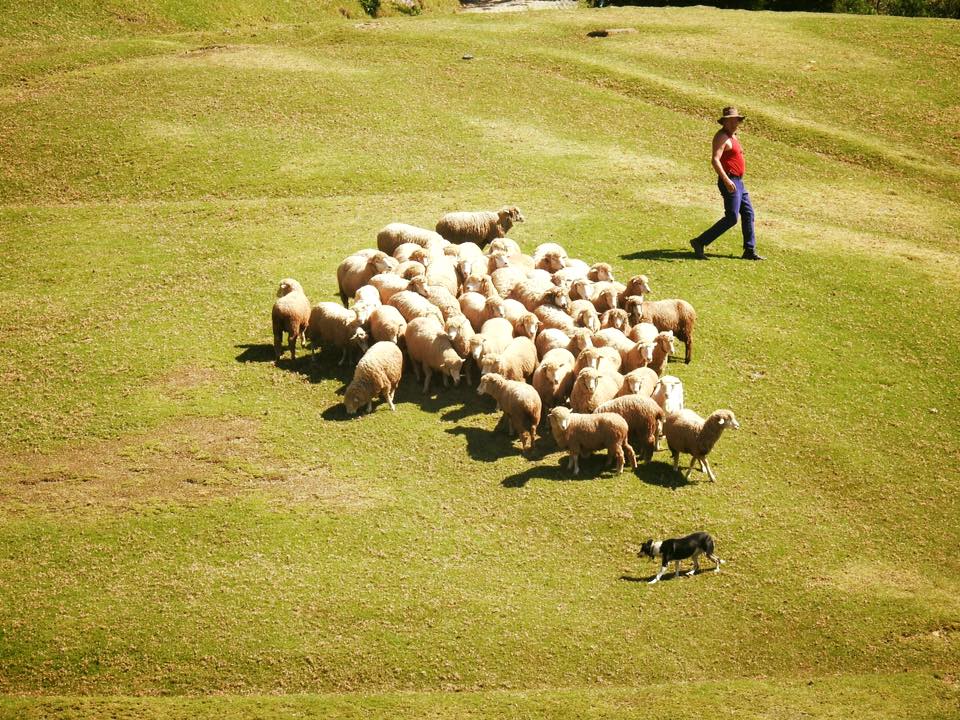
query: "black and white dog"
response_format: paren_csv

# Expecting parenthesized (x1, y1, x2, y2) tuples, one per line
(639, 531, 724, 584)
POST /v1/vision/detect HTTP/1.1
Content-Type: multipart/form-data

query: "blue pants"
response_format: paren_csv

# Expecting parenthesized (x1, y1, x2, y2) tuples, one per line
(695, 176, 755, 252)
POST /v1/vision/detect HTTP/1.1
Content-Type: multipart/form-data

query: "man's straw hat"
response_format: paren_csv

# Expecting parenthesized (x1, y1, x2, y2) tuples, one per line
(718, 106, 746, 124)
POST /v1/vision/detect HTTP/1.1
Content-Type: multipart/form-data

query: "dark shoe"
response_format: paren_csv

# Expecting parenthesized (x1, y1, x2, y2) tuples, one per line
(742, 251, 765, 261)
(689, 239, 707, 259)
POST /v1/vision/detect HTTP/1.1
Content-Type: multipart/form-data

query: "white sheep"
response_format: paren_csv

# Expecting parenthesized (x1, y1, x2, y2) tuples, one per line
(404, 316, 464, 394)
(663, 409, 740, 481)
(477, 372, 542, 453)
(480, 336, 537, 382)
(407, 275, 460, 320)
(343, 341, 404, 414)
(490, 266, 527, 298)
(594, 395, 664, 463)
(531, 347, 576, 409)
(306, 302, 369, 366)
(367, 272, 409, 304)
(337, 251, 393, 306)
(271, 278, 311, 364)
(377, 223, 447, 256)
(436, 207, 524, 247)
(388, 290, 445, 325)
(368, 305, 407, 346)
(548, 406, 637, 475)
(569, 367, 623, 414)
(484, 237, 522, 256)
(469, 317, 514, 367)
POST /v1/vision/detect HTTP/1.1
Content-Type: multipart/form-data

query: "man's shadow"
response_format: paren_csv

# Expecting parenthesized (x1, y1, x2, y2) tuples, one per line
(621, 249, 740, 262)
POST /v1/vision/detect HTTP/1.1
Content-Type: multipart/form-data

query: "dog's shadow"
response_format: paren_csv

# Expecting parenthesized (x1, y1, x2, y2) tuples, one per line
(620, 568, 714, 584)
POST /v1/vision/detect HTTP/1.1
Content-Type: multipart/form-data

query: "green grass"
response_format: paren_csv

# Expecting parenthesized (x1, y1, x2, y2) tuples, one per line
(1, 3, 958, 717)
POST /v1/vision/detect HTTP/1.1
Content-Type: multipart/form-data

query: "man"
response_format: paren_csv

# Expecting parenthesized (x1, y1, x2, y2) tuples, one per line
(690, 107, 765, 261)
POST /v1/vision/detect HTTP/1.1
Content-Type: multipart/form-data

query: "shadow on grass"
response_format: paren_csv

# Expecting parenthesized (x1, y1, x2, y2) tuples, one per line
(634, 459, 693, 489)
(620, 567, 717, 584)
(501, 451, 626, 488)
(620, 249, 741, 262)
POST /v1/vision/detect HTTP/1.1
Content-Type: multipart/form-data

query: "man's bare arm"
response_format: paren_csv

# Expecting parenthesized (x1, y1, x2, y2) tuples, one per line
(711, 133, 735, 192)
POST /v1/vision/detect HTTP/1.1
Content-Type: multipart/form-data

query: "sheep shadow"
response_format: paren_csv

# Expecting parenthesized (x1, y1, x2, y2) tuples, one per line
(236, 343, 355, 384)
(501, 451, 624, 488)
(235, 343, 276, 363)
(445, 424, 517, 463)
(634, 459, 693, 489)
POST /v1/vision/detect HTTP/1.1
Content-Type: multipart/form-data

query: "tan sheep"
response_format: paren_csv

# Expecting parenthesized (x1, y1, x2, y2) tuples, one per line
(484, 237, 522, 256)
(490, 265, 527, 298)
(622, 274, 652, 299)
(436, 206, 524, 247)
(404, 316, 464, 393)
(407, 275, 461, 320)
(344, 341, 404, 414)
(469, 317, 514, 366)
(513, 312, 540, 340)
(477, 372, 542, 453)
(337, 251, 393, 306)
(572, 346, 621, 376)
(617, 367, 659, 398)
(548, 407, 637, 475)
(590, 281, 626, 313)
(531, 347, 576, 410)
(368, 305, 407, 346)
(458, 291, 489, 332)
(501, 298, 530, 328)
(444, 314, 476, 384)
(306, 302, 369, 366)
(534, 304, 576, 335)
(271, 278, 311, 364)
(368, 272, 409, 304)
(569, 367, 623, 414)
(480, 336, 537, 382)
(599, 308, 630, 332)
(627, 320, 659, 344)
(635, 299, 697, 364)
(511, 280, 570, 313)
(587, 262, 615, 282)
(462, 273, 499, 297)
(569, 299, 600, 333)
(663, 409, 740, 481)
(594, 395, 664, 463)
(388, 290, 445, 325)
(647, 331, 675, 376)
(377, 223, 447, 255)
(394, 260, 426, 280)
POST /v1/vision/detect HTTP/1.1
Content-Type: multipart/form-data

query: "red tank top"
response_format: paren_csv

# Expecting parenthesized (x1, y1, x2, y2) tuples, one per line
(720, 134, 745, 177)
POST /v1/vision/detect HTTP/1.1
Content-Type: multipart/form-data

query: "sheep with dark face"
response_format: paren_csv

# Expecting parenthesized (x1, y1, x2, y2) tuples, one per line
(436, 206, 524, 247)
(271, 278, 311, 364)
(663, 409, 740, 481)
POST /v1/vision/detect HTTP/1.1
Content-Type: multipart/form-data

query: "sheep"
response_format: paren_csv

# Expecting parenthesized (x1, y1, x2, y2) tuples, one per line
(492, 251, 536, 274)
(594, 395, 664, 463)
(534, 250, 567, 273)
(420, 254, 460, 297)
(388, 290, 445, 325)
(573, 346, 621, 376)
(590, 281, 626, 313)
(652, 375, 684, 414)
(548, 407, 637, 475)
(535, 328, 572, 359)
(587, 262, 615, 282)
(635, 299, 696, 364)
(554, 260, 590, 284)
(404, 316, 464, 393)
(484, 237, 522, 256)
(368, 305, 407, 346)
(444, 241, 485, 264)
(394, 260, 426, 280)
(436, 206, 524, 247)
(351, 285, 381, 325)
(462, 273, 499, 297)
(444, 314, 476, 383)
(458, 291, 489, 332)
(513, 312, 540, 340)
(617, 367, 659, 398)
(569, 367, 623, 414)
(477, 372, 542, 453)
(306, 302, 369, 365)
(628, 320, 659, 345)
(663, 409, 740, 481)
(510, 278, 567, 313)
(343, 341, 403, 414)
(490, 266, 527, 298)
(531, 347, 576, 410)
(407, 275, 460, 320)
(479, 336, 537, 382)
(569, 278, 595, 303)
(479, 295, 508, 327)
(534, 304, 576, 334)
(647, 331, 675, 376)
(368, 272, 409, 304)
(377, 223, 448, 255)
(599, 308, 630, 332)
(469, 317, 514, 366)
(569, 299, 600, 333)
(394, 241, 441, 264)
(533, 242, 568, 264)
(271, 278, 311, 364)
(501, 298, 530, 328)
(622, 274, 652, 299)
(337, 251, 394, 306)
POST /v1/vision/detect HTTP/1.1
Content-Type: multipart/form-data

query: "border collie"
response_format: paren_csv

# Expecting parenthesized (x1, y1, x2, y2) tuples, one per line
(639, 531, 724, 584)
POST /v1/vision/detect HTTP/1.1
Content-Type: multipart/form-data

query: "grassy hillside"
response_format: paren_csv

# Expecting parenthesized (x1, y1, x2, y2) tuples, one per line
(0, 3, 958, 718)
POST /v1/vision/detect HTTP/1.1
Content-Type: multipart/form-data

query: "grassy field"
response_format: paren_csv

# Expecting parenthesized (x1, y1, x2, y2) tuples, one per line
(1, 2, 958, 717)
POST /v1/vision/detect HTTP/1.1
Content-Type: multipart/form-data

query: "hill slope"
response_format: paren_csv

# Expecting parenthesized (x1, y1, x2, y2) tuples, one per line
(0, 4, 958, 718)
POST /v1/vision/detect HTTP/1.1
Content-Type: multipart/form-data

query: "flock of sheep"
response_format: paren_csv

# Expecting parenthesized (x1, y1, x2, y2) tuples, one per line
(271, 206, 739, 479)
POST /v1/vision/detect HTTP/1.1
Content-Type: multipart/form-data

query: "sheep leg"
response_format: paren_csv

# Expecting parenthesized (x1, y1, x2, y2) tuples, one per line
(422, 366, 432, 394)
(273, 329, 284, 364)
(684, 337, 692, 364)
(443, 373, 450, 387)
(611, 445, 625, 474)
(623, 441, 637, 469)
(568, 451, 580, 474)
(337, 347, 348, 366)
(385, 387, 396, 411)
(288, 334, 297, 362)
(672, 451, 680, 472)
(703, 458, 717, 482)
(365, 400, 373, 413)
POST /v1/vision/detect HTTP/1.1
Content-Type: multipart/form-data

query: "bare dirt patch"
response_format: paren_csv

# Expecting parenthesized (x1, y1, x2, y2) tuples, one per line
(0, 416, 378, 514)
